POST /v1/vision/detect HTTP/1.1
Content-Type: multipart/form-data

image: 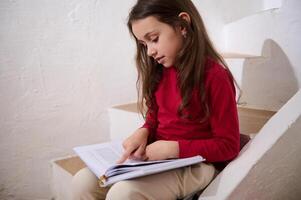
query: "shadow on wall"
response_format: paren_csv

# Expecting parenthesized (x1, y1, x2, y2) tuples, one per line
(239, 39, 299, 111)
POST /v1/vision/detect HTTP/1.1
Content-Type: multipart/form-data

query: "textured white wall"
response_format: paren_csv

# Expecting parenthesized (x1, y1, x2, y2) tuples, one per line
(0, 0, 137, 199)
(192, 0, 226, 51)
(221, 0, 282, 23)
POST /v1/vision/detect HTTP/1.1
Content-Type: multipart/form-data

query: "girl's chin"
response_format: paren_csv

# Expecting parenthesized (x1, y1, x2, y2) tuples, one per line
(162, 61, 174, 68)
(159, 57, 175, 68)
(163, 65, 173, 68)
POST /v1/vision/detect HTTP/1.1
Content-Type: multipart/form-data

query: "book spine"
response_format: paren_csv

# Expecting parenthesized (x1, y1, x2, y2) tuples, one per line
(98, 175, 107, 187)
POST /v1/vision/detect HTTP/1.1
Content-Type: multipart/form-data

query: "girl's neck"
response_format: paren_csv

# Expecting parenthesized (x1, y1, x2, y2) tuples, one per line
(163, 65, 176, 70)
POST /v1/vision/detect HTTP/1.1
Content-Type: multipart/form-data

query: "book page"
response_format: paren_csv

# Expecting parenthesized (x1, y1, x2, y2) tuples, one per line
(73, 141, 124, 177)
(91, 142, 123, 167)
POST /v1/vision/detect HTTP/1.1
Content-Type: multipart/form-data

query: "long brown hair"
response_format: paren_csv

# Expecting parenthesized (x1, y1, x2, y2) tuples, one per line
(128, 0, 240, 121)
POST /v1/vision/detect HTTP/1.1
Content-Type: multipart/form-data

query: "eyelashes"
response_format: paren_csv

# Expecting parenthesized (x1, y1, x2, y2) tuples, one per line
(138, 36, 159, 51)
(139, 36, 159, 45)
(151, 37, 158, 43)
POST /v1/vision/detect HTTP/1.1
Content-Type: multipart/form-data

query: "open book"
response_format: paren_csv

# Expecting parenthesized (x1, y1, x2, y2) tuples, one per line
(73, 141, 205, 187)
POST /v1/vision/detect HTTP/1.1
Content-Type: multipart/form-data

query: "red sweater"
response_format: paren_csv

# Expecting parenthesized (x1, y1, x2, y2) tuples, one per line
(142, 58, 240, 163)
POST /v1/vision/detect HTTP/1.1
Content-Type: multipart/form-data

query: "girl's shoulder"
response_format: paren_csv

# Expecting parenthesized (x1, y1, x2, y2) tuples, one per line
(204, 57, 235, 91)
(205, 57, 229, 79)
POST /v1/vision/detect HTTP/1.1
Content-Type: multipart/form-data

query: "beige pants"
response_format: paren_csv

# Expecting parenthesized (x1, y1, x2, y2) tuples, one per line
(71, 163, 216, 200)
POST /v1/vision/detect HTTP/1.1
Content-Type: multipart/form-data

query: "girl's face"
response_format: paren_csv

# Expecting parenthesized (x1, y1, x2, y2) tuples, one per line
(132, 16, 184, 68)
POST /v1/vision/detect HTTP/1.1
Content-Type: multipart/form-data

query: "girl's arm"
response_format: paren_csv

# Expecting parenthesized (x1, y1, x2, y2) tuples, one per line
(177, 68, 240, 162)
(141, 101, 159, 143)
(145, 140, 179, 160)
(117, 101, 159, 163)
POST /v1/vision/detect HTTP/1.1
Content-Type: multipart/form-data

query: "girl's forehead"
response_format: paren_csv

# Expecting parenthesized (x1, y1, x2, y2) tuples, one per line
(132, 16, 165, 39)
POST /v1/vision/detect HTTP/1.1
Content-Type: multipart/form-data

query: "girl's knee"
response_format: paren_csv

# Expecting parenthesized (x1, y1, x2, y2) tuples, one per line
(106, 181, 146, 200)
(71, 167, 99, 199)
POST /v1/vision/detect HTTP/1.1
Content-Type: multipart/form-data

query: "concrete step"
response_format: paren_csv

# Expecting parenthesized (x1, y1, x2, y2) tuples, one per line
(50, 156, 86, 200)
(237, 105, 276, 137)
(221, 52, 263, 59)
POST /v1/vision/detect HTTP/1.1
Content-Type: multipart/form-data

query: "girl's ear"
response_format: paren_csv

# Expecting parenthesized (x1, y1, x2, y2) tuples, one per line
(178, 12, 191, 36)
(178, 12, 191, 25)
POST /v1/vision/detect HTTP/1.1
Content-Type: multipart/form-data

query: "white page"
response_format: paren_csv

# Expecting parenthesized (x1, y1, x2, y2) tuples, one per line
(74, 141, 159, 177)
(73, 141, 124, 177)
(74, 141, 178, 173)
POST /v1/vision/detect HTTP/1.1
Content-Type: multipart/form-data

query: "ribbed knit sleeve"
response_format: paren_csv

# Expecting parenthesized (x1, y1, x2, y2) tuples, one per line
(141, 102, 158, 142)
(178, 68, 240, 162)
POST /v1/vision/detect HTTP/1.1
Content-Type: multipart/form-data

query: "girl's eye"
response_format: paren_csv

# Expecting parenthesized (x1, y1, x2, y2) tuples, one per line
(151, 37, 159, 43)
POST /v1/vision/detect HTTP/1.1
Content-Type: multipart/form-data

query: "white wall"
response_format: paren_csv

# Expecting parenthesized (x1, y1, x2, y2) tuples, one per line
(221, 0, 282, 23)
(192, 0, 226, 51)
(0, 0, 137, 199)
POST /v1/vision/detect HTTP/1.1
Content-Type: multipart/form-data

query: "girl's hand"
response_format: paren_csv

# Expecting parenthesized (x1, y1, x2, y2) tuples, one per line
(117, 128, 149, 164)
(145, 140, 179, 161)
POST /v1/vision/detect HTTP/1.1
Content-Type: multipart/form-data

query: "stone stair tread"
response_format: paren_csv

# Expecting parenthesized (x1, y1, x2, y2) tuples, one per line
(237, 106, 276, 134)
(55, 156, 86, 176)
(111, 103, 138, 113)
(220, 52, 263, 59)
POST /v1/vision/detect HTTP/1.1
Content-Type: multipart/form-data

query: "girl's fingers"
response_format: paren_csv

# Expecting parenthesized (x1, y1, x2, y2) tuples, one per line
(133, 143, 146, 159)
(118, 143, 147, 163)
(116, 151, 130, 164)
(129, 152, 148, 161)
(116, 146, 135, 164)
(140, 154, 148, 161)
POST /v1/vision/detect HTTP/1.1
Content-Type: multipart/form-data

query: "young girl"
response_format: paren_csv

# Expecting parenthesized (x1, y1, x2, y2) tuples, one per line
(72, 0, 240, 199)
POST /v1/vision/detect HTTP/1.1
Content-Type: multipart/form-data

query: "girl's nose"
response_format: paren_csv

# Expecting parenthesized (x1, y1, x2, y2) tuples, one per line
(147, 46, 157, 57)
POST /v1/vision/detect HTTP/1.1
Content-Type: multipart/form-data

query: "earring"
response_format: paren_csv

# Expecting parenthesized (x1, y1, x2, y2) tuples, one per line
(183, 31, 187, 38)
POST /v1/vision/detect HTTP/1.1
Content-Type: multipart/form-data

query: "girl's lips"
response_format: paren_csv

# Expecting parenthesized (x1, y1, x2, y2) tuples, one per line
(156, 56, 165, 64)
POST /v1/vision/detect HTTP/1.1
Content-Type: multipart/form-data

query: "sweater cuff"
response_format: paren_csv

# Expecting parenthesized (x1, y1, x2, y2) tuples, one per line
(140, 124, 155, 143)
(178, 140, 194, 158)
